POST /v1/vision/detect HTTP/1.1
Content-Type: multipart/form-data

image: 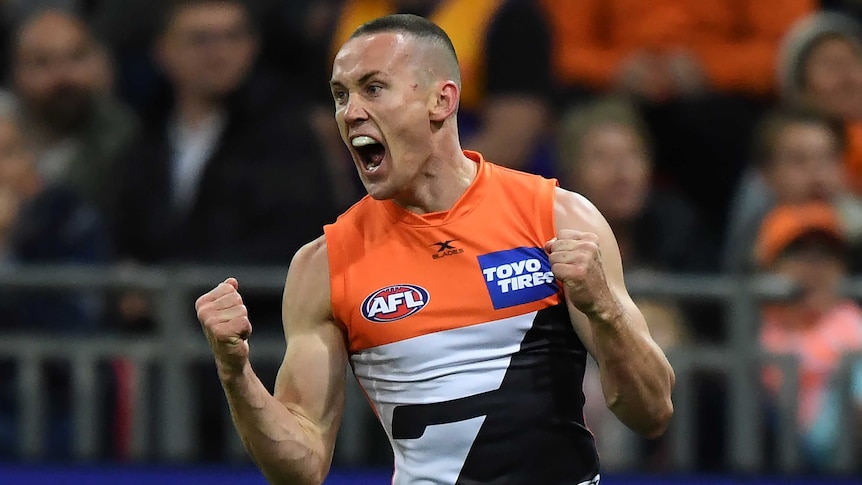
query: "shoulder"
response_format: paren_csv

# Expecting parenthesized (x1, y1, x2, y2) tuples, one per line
(283, 235, 343, 333)
(553, 186, 607, 235)
(291, 235, 330, 274)
(285, 236, 333, 316)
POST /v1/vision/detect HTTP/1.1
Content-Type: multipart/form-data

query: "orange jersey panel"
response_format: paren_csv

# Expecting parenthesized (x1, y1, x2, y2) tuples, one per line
(324, 151, 562, 353)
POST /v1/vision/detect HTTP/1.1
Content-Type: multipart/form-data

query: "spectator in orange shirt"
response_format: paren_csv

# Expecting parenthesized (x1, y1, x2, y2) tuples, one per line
(540, 0, 816, 241)
(541, 0, 814, 100)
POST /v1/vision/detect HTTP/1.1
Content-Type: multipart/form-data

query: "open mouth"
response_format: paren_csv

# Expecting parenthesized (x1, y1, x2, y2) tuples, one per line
(351, 135, 386, 172)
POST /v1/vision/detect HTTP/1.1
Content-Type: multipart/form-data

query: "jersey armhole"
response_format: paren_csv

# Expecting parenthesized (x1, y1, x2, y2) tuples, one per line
(323, 223, 351, 337)
(541, 177, 560, 242)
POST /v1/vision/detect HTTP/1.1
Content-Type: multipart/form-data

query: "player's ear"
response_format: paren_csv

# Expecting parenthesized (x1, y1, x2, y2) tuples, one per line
(429, 80, 459, 122)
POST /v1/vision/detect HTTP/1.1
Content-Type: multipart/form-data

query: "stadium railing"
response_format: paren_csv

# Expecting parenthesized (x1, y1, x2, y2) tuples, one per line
(0, 265, 858, 474)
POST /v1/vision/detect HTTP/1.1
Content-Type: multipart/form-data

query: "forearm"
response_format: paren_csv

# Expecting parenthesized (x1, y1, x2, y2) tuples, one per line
(221, 364, 329, 485)
(587, 301, 675, 438)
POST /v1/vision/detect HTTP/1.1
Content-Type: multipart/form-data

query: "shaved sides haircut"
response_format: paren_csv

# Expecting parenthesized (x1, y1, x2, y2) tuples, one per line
(349, 13, 462, 87)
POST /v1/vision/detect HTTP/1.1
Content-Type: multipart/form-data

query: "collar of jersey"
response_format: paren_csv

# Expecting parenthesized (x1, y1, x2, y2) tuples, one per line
(382, 150, 489, 227)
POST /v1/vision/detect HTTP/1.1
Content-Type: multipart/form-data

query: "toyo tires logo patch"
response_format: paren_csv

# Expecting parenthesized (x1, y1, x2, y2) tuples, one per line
(477, 246, 558, 309)
(361, 284, 430, 323)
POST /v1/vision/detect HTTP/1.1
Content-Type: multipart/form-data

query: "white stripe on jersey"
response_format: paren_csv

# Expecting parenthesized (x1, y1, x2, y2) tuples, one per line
(351, 311, 536, 485)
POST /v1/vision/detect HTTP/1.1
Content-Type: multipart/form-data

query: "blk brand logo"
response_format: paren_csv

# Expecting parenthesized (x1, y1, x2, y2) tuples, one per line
(430, 239, 464, 260)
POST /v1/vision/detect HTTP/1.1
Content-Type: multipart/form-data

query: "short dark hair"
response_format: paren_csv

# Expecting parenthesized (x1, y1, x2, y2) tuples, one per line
(752, 105, 847, 166)
(349, 14, 459, 72)
(157, 0, 257, 36)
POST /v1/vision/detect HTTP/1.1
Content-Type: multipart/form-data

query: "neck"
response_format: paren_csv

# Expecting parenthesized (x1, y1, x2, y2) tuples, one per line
(176, 90, 221, 129)
(393, 134, 476, 214)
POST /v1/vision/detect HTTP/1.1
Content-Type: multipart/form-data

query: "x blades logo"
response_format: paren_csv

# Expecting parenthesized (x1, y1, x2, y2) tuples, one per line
(430, 239, 464, 260)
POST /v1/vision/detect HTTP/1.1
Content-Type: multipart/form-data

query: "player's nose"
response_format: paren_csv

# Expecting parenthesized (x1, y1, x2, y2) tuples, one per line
(344, 97, 369, 125)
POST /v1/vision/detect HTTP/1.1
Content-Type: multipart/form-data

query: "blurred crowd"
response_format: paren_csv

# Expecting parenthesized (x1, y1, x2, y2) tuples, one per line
(0, 0, 861, 475)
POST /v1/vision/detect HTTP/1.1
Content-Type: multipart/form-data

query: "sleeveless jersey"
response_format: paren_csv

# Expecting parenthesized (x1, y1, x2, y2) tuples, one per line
(324, 151, 600, 485)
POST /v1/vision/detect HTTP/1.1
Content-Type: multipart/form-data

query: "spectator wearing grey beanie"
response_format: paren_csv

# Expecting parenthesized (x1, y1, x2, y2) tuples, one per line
(776, 11, 862, 119)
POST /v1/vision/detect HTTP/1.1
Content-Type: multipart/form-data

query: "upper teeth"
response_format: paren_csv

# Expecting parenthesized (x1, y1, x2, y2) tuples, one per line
(352, 136, 378, 147)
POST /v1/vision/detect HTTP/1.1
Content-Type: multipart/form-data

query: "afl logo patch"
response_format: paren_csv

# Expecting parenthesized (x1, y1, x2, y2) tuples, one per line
(361, 284, 430, 323)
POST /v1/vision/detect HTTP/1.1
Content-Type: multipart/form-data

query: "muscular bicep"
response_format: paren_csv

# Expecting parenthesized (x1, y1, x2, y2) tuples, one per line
(553, 188, 651, 356)
(273, 236, 347, 461)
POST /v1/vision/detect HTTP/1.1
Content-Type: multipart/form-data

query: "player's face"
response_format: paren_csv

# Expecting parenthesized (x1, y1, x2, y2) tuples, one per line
(330, 33, 435, 200)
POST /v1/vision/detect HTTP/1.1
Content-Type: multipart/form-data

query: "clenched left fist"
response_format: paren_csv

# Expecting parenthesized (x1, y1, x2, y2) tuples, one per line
(544, 229, 615, 318)
(195, 277, 252, 381)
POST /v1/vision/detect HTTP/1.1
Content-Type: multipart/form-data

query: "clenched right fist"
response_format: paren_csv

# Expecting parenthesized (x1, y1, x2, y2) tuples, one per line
(195, 277, 252, 381)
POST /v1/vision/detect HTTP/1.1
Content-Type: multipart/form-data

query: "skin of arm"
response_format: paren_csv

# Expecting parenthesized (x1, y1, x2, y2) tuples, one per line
(549, 187, 675, 438)
(196, 236, 347, 485)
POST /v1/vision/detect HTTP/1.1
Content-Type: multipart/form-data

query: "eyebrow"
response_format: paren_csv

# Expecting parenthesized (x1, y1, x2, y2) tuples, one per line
(330, 70, 385, 88)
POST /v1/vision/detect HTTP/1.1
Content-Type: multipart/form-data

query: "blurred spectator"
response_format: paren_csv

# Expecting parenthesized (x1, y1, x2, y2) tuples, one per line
(0, 91, 113, 459)
(86, 0, 316, 113)
(556, 97, 697, 471)
(81, 0, 365, 206)
(540, 0, 816, 240)
(723, 106, 862, 273)
(777, 11, 862, 197)
(557, 97, 716, 275)
(755, 201, 862, 470)
(109, 0, 338, 266)
(10, 8, 138, 212)
(108, 0, 341, 461)
(0, 91, 111, 329)
(321, 0, 554, 173)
